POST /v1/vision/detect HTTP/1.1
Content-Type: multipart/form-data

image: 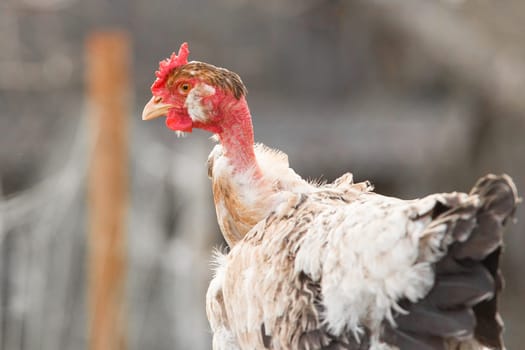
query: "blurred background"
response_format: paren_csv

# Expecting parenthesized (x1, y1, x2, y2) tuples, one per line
(0, 0, 524, 349)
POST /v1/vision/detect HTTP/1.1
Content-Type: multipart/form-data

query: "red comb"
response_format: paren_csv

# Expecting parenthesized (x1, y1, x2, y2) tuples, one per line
(151, 42, 190, 93)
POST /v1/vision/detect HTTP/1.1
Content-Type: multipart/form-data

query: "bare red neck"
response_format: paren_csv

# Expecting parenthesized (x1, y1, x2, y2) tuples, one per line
(215, 96, 260, 174)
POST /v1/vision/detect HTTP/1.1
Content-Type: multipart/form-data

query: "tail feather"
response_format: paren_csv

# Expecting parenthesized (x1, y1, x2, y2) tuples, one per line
(427, 264, 495, 308)
(470, 174, 519, 222)
(472, 249, 504, 349)
(382, 174, 519, 350)
(452, 212, 502, 260)
(468, 174, 518, 349)
(384, 330, 444, 350)
(396, 301, 476, 338)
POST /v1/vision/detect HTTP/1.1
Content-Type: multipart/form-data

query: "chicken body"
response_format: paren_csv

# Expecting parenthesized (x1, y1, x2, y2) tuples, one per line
(207, 142, 516, 350)
(142, 43, 519, 350)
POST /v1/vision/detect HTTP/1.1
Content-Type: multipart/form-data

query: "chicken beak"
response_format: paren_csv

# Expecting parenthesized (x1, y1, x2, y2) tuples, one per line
(142, 96, 173, 121)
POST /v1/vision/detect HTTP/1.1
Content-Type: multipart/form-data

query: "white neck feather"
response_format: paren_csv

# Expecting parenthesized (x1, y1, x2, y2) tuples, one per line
(208, 143, 312, 246)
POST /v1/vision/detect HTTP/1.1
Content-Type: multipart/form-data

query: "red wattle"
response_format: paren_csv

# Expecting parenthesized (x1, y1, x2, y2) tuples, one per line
(166, 115, 193, 132)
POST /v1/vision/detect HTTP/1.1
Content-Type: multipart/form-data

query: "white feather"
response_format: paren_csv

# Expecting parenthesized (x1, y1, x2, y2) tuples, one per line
(185, 83, 215, 123)
(205, 143, 497, 350)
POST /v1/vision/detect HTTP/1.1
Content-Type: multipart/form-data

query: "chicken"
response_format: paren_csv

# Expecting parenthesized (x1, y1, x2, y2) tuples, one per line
(142, 43, 519, 350)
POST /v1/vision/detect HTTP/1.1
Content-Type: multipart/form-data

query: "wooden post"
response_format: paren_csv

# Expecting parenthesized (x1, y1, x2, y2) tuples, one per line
(86, 31, 130, 350)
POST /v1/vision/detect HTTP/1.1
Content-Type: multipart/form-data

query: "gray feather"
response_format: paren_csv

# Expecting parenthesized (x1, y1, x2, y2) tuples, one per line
(382, 174, 518, 350)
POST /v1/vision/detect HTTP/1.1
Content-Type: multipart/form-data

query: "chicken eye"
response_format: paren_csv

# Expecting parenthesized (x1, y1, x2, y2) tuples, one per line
(178, 82, 191, 95)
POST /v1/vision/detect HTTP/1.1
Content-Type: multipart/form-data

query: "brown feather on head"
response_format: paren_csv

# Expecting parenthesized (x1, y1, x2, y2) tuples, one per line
(164, 62, 247, 100)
